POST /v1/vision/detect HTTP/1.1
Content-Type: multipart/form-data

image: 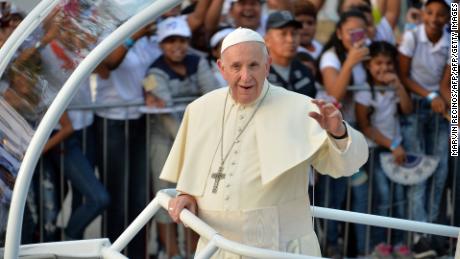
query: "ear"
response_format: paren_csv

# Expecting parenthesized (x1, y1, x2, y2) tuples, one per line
(264, 33, 271, 47)
(336, 29, 342, 40)
(265, 56, 272, 76)
(217, 59, 225, 74)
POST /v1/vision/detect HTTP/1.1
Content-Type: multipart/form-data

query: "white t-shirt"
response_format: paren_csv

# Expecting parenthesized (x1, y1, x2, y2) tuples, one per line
(319, 49, 367, 123)
(67, 80, 94, 131)
(95, 36, 161, 120)
(354, 88, 401, 147)
(298, 39, 323, 60)
(398, 24, 450, 92)
(374, 17, 395, 45)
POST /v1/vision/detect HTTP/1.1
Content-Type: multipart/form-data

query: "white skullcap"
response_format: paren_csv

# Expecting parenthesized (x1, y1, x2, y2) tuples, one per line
(220, 27, 265, 54)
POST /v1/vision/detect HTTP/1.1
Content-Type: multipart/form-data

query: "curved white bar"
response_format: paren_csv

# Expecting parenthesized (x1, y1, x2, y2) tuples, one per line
(0, 0, 59, 77)
(312, 206, 460, 238)
(194, 240, 219, 259)
(154, 189, 459, 258)
(110, 198, 162, 252)
(4, 0, 182, 258)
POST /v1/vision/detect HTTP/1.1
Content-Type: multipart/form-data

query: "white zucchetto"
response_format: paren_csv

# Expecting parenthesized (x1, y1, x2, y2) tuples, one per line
(220, 27, 265, 54)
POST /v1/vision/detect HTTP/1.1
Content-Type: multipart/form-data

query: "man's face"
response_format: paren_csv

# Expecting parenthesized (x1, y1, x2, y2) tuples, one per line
(230, 0, 261, 30)
(296, 14, 316, 46)
(218, 42, 271, 104)
(265, 26, 300, 61)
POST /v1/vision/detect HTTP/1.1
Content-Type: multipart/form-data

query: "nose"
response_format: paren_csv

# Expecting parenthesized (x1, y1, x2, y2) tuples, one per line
(240, 66, 251, 82)
(286, 32, 295, 43)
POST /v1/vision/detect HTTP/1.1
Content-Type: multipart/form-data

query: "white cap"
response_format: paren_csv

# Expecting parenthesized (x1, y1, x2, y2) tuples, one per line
(210, 28, 235, 48)
(157, 16, 191, 43)
(220, 27, 265, 54)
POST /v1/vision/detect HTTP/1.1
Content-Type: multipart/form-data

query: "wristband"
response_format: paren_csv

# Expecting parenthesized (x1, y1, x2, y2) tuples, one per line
(34, 41, 43, 50)
(123, 38, 135, 49)
(390, 138, 402, 151)
(426, 91, 439, 103)
(330, 122, 348, 139)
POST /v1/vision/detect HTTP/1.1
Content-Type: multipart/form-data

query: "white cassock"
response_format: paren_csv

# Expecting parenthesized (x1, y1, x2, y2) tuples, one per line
(160, 80, 369, 258)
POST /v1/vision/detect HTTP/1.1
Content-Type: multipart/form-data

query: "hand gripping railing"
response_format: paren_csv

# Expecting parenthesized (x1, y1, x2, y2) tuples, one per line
(111, 189, 460, 258)
(111, 189, 321, 259)
(4, 188, 458, 258)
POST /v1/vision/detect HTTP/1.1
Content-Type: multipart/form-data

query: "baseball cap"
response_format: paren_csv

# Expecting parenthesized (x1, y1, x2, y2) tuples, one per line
(220, 27, 265, 54)
(266, 10, 302, 30)
(157, 16, 191, 43)
(210, 27, 235, 48)
(424, 0, 451, 8)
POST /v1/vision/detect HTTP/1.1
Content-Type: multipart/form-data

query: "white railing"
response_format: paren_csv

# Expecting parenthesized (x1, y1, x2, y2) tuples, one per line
(6, 188, 457, 258)
(113, 189, 321, 259)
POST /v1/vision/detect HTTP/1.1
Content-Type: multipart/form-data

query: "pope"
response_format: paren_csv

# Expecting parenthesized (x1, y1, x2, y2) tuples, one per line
(160, 28, 368, 257)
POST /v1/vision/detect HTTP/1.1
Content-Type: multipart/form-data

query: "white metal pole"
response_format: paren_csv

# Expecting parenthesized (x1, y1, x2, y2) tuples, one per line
(110, 199, 162, 252)
(101, 248, 129, 259)
(194, 240, 219, 259)
(4, 0, 183, 258)
(312, 206, 460, 238)
(0, 0, 59, 77)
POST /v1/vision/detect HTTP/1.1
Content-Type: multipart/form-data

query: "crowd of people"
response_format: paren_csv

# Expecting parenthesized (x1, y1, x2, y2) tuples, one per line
(0, 0, 457, 258)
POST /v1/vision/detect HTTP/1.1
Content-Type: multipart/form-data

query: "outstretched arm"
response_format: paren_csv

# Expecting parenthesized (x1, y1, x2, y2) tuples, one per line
(383, 0, 400, 29)
(187, 0, 212, 32)
(99, 26, 152, 70)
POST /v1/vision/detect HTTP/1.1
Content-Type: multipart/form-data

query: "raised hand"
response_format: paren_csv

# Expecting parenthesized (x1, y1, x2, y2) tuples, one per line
(309, 99, 346, 138)
(345, 40, 369, 67)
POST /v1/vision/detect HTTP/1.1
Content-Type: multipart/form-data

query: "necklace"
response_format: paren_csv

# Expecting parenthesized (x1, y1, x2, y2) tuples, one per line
(210, 86, 270, 193)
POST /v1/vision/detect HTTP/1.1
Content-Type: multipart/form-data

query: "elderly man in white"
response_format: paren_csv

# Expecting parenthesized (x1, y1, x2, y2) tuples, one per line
(160, 28, 368, 257)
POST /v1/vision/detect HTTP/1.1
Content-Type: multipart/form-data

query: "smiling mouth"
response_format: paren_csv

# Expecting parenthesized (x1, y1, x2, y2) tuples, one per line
(241, 12, 255, 19)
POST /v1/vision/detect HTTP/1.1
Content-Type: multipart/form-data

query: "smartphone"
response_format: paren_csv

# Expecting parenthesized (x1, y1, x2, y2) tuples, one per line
(350, 28, 366, 45)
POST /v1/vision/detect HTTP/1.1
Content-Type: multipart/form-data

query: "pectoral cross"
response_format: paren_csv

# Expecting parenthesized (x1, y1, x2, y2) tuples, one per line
(211, 165, 225, 193)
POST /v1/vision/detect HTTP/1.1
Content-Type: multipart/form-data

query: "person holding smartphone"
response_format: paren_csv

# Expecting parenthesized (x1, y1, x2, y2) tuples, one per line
(318, 10, 370, 257)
